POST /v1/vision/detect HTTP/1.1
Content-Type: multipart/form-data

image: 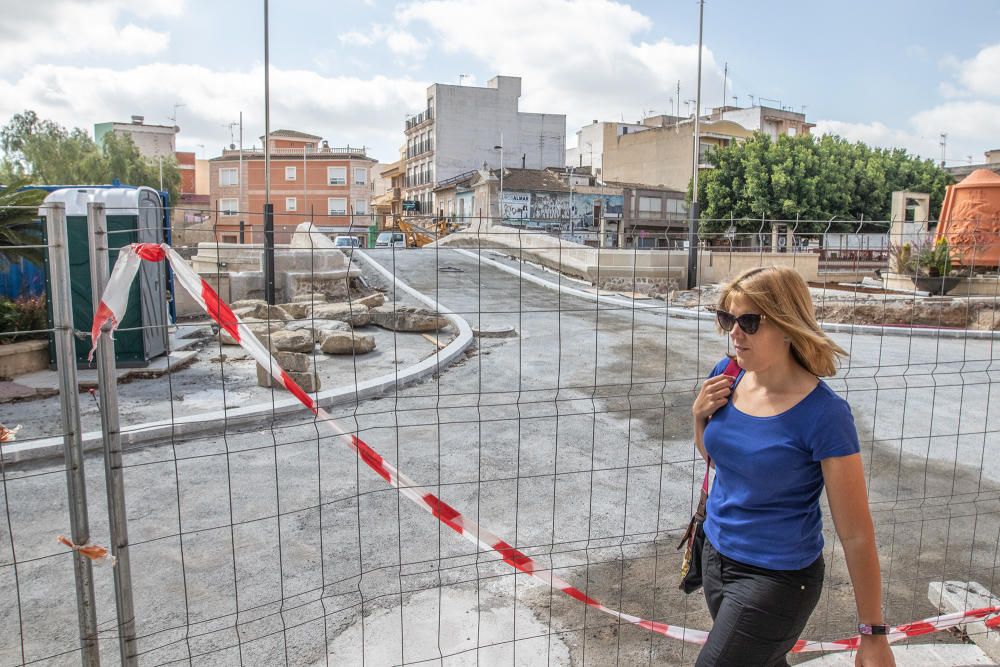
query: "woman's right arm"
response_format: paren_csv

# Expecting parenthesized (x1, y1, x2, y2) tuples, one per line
(692, 375, 734, 461)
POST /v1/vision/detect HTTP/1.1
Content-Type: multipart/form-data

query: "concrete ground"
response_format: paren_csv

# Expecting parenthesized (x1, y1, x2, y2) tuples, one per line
(1, 247, 999, 666)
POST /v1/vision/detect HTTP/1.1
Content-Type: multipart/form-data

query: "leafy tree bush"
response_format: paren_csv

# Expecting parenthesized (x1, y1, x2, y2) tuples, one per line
(692, 133, 953, 237)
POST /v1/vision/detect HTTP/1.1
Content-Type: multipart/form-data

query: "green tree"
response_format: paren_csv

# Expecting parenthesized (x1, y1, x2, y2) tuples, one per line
(0, 179, 47, 264)
(0, 110, 180, 205)
(693, 132, 952, 240)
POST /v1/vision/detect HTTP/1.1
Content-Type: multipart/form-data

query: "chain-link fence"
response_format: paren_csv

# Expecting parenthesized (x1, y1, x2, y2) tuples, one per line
(1, 199, 998, 665)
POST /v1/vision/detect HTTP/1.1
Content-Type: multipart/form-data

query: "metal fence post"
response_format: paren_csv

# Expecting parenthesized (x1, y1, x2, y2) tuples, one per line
(47, 202, 101, 666)
(88, 203, 137, 666)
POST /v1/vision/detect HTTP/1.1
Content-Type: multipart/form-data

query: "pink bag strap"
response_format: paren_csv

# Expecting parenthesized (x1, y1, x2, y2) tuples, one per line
(701, 358, 743, 491)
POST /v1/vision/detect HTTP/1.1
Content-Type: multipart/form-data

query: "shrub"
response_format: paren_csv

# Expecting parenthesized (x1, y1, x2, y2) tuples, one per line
(0, 294, 48, 343)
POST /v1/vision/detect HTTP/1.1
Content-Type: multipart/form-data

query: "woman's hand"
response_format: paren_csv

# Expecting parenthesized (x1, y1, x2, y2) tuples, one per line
(856, 635, 895, 666)
(692, 374, 733, 423)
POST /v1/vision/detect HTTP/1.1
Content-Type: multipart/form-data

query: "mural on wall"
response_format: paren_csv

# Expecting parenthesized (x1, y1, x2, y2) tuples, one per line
(510, 191, 624, 227)
(501, 192, 531, 221)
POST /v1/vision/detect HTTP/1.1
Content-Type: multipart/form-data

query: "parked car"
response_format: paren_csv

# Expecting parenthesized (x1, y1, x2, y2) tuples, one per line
(374, 231, 406, 248)
(333, 235, 360, 248)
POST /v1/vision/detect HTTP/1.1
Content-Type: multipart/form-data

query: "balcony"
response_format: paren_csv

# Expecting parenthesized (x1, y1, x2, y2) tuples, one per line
(404, 108, 434, 131)
(405, 141, 433, 159)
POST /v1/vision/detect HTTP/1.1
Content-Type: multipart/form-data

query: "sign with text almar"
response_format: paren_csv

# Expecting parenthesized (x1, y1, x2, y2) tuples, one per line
(501, 192, 531, 221)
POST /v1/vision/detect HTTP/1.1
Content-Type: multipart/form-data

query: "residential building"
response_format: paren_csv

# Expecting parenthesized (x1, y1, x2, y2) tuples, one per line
(176, 151, 197, 196)
(207, 129, 377, 244)
(403, 75, 566, 215)
(601, 118, 753, 192)
(94, 115, 178, 159)
(706, 105, 814, 138)
(576, 105, 810, 193)
(945, 149, 1000, 179)
(372, 160, 404, 229)
(565, 120, 651, 175)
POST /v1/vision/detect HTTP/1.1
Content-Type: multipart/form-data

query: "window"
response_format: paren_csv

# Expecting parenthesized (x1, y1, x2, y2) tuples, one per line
(218, 198, 238, 216)
(638, 196, 662, 219)
(285, 166, 297, 181)
(286, 197, 297, 212)
(221, 234, 238, 243)
(353, 167, 367, 185)
(328, 197, 347, 215)
(327, 166, 346, 185)
(787, 126, 797, 137)
(353, 199, 368, 215)
(219, 168, 238, 186)
(666, 198, 687, 216)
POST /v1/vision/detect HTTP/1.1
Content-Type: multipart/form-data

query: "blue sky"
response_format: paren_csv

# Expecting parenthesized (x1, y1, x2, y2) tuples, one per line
(1, 0, 997, 167)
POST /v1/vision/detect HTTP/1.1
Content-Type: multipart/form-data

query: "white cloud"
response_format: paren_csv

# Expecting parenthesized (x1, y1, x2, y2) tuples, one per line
(337, 24, 428, 62)
(954, 44, 1000, 98)
(0, 0, 177, 69)
(0, 63, 427, 161)
(817, 42, 1000, 166)
(395, 0, 724, 141)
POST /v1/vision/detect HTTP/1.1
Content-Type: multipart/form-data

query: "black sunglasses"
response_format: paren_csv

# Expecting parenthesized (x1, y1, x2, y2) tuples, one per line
(716, 310, 766, 335)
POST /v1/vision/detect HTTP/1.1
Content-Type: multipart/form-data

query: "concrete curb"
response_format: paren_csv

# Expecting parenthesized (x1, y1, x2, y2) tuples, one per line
(3, 251, 474, 463)
(456, 249, 1000, 341)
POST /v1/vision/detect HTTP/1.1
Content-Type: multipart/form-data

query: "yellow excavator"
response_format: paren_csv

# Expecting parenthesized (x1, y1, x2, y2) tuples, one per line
(394, 216, 460, 247)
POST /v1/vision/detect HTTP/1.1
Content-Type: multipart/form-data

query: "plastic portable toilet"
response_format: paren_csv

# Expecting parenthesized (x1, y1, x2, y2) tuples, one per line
(41, 186, 168, 367)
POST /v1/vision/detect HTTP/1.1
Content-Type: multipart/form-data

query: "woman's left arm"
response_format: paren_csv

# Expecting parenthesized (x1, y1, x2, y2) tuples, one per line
(822, 453, 896, 667)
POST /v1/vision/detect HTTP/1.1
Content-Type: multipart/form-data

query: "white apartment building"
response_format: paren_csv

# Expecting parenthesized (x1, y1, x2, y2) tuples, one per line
(707, 105, 814, 139)
(94, 116, 178, 159)
(565, 120, 649, 175)
(403, 75, 566, 215)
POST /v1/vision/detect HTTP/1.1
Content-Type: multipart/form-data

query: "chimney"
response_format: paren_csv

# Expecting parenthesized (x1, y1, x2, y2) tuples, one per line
(521, 153, 526, 169)
(131, 115, 144, 124)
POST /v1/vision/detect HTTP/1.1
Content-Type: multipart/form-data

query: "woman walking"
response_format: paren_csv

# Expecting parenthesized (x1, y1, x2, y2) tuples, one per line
(692, 266, 895, 667)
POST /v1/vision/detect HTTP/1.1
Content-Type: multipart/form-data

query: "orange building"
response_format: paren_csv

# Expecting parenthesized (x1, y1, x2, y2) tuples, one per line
(208, 129, 377, 244)
(176, 151, 197, 195)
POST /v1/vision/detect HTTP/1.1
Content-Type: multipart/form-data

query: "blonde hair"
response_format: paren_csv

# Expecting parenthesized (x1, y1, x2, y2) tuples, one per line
(717, 266, 847, 377)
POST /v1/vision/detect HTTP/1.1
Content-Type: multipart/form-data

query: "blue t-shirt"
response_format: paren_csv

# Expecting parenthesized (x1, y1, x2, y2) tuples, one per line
(702, 357, 861, 570)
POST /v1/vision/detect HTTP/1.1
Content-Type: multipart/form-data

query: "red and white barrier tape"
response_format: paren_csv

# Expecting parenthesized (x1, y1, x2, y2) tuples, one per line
(89, 242, 1000, 652)
(57, 535, 117, 567)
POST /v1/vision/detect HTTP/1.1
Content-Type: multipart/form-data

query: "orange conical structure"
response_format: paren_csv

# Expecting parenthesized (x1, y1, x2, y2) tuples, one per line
(936, 169, 1000, 268)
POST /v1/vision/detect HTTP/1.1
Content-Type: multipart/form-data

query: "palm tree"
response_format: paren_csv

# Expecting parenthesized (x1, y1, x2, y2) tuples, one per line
(0, 179, 46, 265)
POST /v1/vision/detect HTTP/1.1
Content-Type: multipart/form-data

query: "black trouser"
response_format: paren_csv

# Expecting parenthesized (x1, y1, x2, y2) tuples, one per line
(696, 539, 824, 667)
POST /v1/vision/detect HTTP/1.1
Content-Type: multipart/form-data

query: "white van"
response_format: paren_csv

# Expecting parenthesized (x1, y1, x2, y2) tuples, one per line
(375, 231, 406, 248)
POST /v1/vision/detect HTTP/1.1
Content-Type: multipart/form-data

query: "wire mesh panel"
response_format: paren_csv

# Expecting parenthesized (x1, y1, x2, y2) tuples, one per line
(2, 203, 999, 665)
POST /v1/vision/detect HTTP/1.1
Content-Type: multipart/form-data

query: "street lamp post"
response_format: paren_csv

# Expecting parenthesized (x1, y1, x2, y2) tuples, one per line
(493, 132, 503, 223)
(263, 0, 275, 304)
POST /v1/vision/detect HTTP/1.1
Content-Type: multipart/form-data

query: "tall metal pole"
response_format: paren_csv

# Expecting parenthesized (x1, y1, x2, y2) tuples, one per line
(263, 0, 276, 304)
(238, 111, 244, 243)
(686, 0, 705, 289)
(47, 202, 101, 666)
(87, 203, 137, 666)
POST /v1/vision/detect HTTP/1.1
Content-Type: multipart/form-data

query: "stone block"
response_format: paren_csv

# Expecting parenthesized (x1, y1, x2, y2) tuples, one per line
(249, 304, 291, 321)
(369, 305, 450, 332)
(266, 329, 315, 353)
(285, 319, 353, 342)
(277, 302, 309, 319)
(219, 320, 282, 346)
(257, 365, 320, 392)
(272, 351, 311, 373)
(320, 331, 377, 355)
(311, 303, 371, 327)
(351, 292, 386, 309)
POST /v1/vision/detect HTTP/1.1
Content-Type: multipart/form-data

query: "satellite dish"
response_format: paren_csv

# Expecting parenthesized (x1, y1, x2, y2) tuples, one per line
(230, 143, 236, 150)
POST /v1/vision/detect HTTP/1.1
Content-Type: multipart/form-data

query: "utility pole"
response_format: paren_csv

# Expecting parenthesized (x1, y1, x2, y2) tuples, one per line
(722, 62, 727, 112)
(686, 0, 705, 289)
(939, 133, 947, 167)
(263, 0, 275, 304)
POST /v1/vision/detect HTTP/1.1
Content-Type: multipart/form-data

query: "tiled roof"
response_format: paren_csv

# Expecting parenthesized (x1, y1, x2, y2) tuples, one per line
(267, 129, 323, 140)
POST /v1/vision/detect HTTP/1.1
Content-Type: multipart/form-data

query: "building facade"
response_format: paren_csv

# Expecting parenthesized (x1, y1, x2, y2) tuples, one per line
(94, 116, 178, 159)
(208, 129, 377, 244)
(706, 105, 814, 139)
(403, 75, 566, 215)
(601, 119, 754, 192)
(565, 120, 651, 175)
